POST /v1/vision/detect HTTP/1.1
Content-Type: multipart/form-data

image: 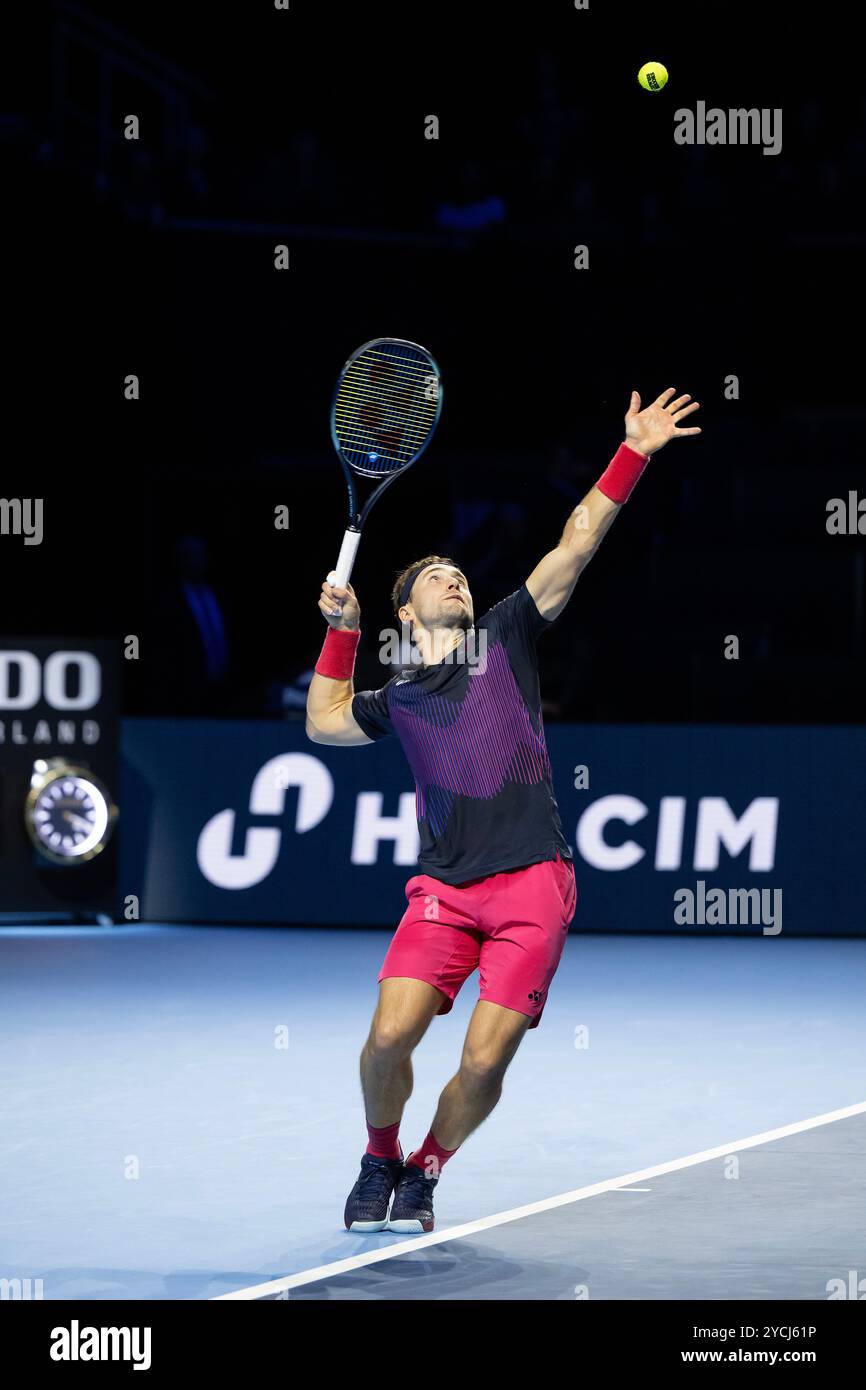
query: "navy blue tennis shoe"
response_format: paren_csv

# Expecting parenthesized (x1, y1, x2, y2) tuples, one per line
(344, 1152, 405, 1232)
(388, 1161, 438, 1233)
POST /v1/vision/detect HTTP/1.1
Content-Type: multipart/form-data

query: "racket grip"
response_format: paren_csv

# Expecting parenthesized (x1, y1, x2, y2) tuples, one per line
(329, 528, 361, 592)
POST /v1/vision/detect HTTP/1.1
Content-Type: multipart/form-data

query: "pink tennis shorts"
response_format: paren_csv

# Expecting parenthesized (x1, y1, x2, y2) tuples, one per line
(379, 852, 578, 1030)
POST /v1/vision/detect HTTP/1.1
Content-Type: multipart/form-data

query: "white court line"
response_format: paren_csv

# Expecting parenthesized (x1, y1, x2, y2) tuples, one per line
(213, 1099, 866, 1300)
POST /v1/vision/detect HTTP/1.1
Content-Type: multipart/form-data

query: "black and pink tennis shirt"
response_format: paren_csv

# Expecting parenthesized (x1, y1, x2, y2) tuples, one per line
(352, 584, 574, 886)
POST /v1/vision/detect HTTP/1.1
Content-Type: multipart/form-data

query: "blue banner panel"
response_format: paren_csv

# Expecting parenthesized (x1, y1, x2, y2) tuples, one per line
(120, 719, 866, 935)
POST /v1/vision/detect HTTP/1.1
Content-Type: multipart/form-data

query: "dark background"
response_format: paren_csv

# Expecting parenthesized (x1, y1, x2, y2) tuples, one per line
(4, 1, 864, 723)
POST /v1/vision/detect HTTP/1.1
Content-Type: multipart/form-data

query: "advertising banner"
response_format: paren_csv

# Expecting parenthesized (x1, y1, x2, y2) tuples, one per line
(120, 719, 866, 935)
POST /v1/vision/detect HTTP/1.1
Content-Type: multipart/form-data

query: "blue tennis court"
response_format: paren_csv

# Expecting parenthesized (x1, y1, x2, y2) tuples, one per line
(3, 923, 863, 1300)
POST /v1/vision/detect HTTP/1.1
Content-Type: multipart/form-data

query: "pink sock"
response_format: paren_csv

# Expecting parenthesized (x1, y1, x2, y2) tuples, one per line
(406, 1129, 458, 1178)
(366, 1119, 402, 1160)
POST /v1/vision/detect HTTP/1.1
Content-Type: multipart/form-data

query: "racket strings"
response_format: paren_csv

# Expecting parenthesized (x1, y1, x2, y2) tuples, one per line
(334, 343, 439, 475)
(336, 386, 435, 433)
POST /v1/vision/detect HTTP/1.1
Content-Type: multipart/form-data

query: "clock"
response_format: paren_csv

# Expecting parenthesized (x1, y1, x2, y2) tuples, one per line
(24, 758, 118, 866)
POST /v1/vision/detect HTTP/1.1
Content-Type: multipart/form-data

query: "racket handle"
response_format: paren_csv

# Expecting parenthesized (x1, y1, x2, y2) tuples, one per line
(328, 528, 361, 591)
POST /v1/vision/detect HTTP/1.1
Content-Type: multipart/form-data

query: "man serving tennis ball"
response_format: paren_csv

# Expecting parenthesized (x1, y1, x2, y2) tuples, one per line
(306, 387, 701, 1234)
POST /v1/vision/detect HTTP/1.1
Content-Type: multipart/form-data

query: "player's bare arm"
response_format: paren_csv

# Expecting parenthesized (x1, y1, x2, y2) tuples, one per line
(305, 579, 372, 745)
(526, 388, 702, 621)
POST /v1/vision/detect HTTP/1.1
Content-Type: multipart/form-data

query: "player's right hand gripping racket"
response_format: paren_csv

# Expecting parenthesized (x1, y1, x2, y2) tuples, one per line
(327, 338, 443, 606)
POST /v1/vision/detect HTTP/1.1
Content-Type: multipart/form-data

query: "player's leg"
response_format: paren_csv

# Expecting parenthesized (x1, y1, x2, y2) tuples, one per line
(360, 977, 444, 1136)
(415, 854, 576, 1154)
(387, 1000, 529, 1233)
(344, 980, 443, 1233)
(388, 854, 577, 1232)
(344, 876, 481, 1233)
(364, 875, 482, 1145)
(428, 998, 532, 1150)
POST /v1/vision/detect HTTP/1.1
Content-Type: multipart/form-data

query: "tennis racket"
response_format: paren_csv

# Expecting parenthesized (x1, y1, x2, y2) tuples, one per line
(326, 337, 443, 604)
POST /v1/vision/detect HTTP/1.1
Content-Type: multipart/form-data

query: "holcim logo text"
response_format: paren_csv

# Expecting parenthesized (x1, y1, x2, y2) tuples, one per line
(576, 795, 778, 871)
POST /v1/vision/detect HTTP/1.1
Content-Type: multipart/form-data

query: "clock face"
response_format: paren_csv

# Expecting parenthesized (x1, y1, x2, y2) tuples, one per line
(28, 774, 111, 863)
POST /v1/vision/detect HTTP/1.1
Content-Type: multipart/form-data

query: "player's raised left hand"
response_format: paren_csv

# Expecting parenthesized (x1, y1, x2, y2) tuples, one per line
(624, 388, 701, 457)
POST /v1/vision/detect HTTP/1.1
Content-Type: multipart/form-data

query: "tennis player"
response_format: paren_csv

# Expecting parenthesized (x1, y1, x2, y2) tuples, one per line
(306, 388, 701, 1233)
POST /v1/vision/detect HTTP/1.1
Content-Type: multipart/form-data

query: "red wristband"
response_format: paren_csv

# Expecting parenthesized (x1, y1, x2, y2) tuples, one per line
(596, 442, 649, 504)
(316, 627, 361, 680)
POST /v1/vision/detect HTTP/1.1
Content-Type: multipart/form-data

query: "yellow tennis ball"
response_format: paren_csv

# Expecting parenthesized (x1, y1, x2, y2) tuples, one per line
(638, 61, 669, 92)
